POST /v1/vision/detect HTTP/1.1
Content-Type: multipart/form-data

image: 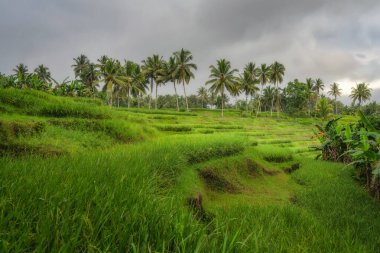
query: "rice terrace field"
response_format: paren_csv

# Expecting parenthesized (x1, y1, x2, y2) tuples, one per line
(2, 0, 380, 252)
(1, 88, 380, 252)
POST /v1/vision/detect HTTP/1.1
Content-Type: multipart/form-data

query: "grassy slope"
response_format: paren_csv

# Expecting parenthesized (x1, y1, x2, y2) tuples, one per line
(0, 88, 379, 252)
(0, 88, 157, 155)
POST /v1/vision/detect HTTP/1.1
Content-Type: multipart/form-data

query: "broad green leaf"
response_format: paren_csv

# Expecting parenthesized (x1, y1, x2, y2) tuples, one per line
(358, 110, 376, 132)
(344, 126, 352, 140)
(360, 128, 370, 151)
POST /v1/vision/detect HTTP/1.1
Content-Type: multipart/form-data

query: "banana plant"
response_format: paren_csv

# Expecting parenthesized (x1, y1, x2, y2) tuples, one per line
(347, 112, 380, 188)
(314, 117, 351, 162)
(314, 111, 380, 197)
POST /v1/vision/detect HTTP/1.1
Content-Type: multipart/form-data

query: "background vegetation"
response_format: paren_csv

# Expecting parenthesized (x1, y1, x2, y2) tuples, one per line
(1, 50, 378, 118)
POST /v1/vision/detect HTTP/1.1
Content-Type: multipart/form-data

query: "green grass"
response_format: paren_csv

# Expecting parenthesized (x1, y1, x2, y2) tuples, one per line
(0, 88, 110, 119)
(155, 124, 193, 132)
(1, 88, 380, 252)
(122, 107, 198, 116)
(0, 89, 157, 155)
(0, 136, 247, 252)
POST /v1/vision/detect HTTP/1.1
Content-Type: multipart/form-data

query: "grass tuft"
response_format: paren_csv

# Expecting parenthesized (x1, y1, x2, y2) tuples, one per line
(199, 168, 239, 193)
(264, 154, 294, 163)
(155, 125, 192, 132)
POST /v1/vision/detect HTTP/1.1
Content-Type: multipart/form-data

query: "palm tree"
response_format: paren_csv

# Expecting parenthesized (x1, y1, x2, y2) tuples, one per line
(316, 98, 333, 120)
(100, 59, 125, 106)
(153, 57, 164, 110)
(141, 56, 154, 109)
(34, 64, 52, 85)
(173, 49, 197, 111)
(154, 60, 166, 109)
(244, 62, 256, 77)
(268, 62, 285, 117)
(82, 63, 100, 97)
(350, 82, 372, 107)
(72, 54, 90, 79)
(305, 78, 315, 116)
(130, 65, 148, 108)
(205, 59, 238, 117)
(238, 70, 259, 112)
(117, 60, 136, 107)
(158, 56, 180, 111)
(97, 56, 109, 74)
(262, 86, 275, 112)
(97, 55, 108, 87)
(13, 63, 29, 88)
(256, 63, 270, 113)
(197, 86, 209, 108)
(327, 82, 342, 114)
(115, 61, 147, 108)
(229, 80, 241, 110)
(142, 55, 163, 109)
(313, 78, 324, 100)
(168, 56, 180, 111)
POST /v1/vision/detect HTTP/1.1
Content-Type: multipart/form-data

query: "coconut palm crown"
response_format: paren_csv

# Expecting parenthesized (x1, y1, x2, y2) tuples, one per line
(173, 49, 197, 111)
(350, 82, 372, 107)
(205, 59, 238, 117)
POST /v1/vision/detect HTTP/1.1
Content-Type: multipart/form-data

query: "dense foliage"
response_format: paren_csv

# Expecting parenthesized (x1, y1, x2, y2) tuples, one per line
(315, 112, 380, 198)
(0, 49, 378, 118)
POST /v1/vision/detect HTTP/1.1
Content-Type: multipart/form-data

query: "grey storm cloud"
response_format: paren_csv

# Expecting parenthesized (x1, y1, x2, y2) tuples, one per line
(1, 0, 380, 103)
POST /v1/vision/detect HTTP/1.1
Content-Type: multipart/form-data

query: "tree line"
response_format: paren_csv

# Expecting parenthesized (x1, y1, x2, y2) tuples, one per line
(0, 48, 376, 117)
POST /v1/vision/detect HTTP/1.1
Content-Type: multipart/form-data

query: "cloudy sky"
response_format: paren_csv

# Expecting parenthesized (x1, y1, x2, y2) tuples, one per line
(1, 0, 380, 104)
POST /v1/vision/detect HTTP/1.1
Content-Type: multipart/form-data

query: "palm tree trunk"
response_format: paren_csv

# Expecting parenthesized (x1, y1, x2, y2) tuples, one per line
(221, 89, 224, 117)
(155, 83, 158, 109)
(259, 84, 263, 113)
(313, 93, 318, 118)
(256, 98, 260, 118)
(316, 91, 320, 104)
(276, 84, 280, 117)
(334, 95, 337, 114)
(173, 81, 179, 111)
(245, 95, 248, 111)
(137, 92, 140, 108)
(109, 83, 113, 107)
(117, 94, 120, 107)
(183, 81, 189, 111)
(250, 95, 253, 116)
(149, 79, 153, 109)
(270, 85, 275, 117)
(128, 89, 131, 109)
